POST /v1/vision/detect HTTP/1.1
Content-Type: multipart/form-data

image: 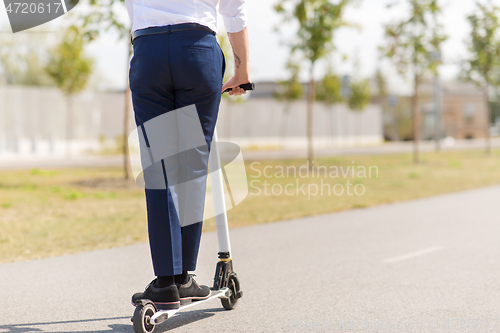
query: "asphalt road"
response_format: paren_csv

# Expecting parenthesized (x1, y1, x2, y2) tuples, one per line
(1, 186, 499, 332)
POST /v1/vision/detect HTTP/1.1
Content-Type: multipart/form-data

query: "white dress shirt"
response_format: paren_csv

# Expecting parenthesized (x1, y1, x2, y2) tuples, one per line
(125, 0, 247, 34)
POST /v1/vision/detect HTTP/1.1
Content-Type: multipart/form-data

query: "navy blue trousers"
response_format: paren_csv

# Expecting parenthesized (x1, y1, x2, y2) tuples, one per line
(129, 28, 225, 276)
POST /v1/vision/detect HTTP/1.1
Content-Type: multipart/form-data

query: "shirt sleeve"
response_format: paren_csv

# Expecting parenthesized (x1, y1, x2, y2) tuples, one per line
(125, 0, 134, 28)
(218, 0, 247, 33)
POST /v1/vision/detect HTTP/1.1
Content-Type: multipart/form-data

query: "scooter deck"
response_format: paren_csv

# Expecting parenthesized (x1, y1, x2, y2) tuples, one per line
(151, 288, 230, 324)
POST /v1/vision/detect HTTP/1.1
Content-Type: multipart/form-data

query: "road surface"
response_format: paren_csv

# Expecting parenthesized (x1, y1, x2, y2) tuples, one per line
(0, 186, 499, 332)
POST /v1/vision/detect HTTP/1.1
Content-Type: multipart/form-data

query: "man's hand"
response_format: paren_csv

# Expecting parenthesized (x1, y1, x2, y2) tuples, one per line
(222, 27, 250, 96)
(222, 76, 252, 96)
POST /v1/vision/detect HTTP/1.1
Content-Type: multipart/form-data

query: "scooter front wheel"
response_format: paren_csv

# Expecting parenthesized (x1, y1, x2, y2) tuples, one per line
(133, 302, 157, 333)
(221, 273, 242, 310)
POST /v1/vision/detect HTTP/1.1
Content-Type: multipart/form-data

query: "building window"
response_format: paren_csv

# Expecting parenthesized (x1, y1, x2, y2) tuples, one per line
(463, 103, 475, 124)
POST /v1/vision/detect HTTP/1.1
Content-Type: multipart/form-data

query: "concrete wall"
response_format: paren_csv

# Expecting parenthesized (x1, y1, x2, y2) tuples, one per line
(0, 85, 383, 157)
(217, 98, 383, 149)
(0, 85, 134, 157)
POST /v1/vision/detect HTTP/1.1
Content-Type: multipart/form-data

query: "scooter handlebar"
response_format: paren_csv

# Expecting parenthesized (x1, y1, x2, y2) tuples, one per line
(223, 82, 255, 94)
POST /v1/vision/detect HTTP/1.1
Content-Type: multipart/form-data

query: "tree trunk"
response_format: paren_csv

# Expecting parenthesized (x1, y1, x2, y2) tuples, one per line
(434, 75, 441, 152)
(393, 106, 399, 142)
(412, 73, 420, 164)
(329, 106, 334, 147)
(124, 45, 132, 180)
(484, 84, 491, 155)
(307, 64, 315, 169)
(358, 111, 362, 145)
(336, 104, 342, 146)
(280, 102, 290, 147)
(66, 95, 73, 159)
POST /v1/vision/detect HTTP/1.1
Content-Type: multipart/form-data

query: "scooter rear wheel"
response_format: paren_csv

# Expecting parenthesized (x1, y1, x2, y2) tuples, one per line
(133, 302, 157, 333)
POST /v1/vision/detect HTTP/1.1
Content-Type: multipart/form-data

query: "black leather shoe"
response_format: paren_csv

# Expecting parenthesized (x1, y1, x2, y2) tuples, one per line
(176, 274, 211, 305)
(131, 279, 180, 310)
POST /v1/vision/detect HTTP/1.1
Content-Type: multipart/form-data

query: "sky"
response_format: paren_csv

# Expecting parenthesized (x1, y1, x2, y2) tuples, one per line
(0, 0, 488, 95)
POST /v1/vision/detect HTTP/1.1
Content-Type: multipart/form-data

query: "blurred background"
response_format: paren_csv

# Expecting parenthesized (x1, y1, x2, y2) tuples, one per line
(1, 0, 500, 263)
(2, 0, 500, 159)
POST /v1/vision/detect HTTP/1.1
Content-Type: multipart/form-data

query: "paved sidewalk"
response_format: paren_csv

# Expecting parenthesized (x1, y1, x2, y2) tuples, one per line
(1, 186, 499, 332)
(240, 137, 500, 161)
(1, 138, 500, 170)
(0, 155, 123, 170)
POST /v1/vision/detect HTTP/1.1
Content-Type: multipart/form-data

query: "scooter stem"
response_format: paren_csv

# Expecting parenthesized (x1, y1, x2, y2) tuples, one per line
(209, 128, 232, 257)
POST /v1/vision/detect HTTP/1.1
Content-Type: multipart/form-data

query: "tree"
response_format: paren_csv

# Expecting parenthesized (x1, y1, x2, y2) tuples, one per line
(78, 0, 129, 42)
(374, 68, 388, 100)
(316, 65, 343, 104)
(77, 0, 132, 178)
(0, 28, 54, 86)
(274, 59, 304, 146)
(46, 26, 93, 158)
(375, 68, 400, 141)
(275, 0, 356, 169)
(461, 0, 500, 155)
(380, 0, 447, 164)
(345, 54, 371, 144)
(315, 65, 342, 145)
(348, 75, 371, 144)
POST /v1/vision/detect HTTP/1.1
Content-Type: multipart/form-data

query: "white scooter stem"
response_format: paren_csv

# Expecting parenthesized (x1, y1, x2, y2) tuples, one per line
(209, 128, 232, 256)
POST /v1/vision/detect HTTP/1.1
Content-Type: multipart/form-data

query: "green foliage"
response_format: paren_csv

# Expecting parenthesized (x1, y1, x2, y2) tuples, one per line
(30, 169, 57, 177)
(0, 29, 54, 86)
(20, 54, 53, 86)
(46, 26, 94, 96)
(380, 0, 447, 78)
(347, 54, 371, 111)
(316, 66, 342, 104)
(275, 0, 356, 65)
(348, 77, 371, 111)
(94, 192, 117, 199)
(79, 0, 129, 41)
(275, 0, 357, 166)
(275, 60, 304, 101)
(374, 68, 387, 98)
(1, 202, 12, 209)
(408, 171, 420, 179)
(381, 0, 447, 162)
(63, 189, 87, 201)
(461, 1, 500, 90)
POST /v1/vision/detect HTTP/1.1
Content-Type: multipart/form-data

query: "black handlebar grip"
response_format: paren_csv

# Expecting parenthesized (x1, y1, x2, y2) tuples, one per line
(223, 82, 255, 94)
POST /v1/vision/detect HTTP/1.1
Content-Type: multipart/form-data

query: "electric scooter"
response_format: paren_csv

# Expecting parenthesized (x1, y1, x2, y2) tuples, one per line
(132, 83, 254, 333)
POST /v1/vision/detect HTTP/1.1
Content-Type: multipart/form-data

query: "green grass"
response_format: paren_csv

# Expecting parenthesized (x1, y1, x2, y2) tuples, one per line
(0, 168, 147, 263)
(1, 149, 500, 264)
(220, 149, 500, 228)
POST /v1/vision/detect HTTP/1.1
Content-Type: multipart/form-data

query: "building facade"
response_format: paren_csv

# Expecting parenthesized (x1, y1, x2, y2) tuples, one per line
(420, 80, 488, 140)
